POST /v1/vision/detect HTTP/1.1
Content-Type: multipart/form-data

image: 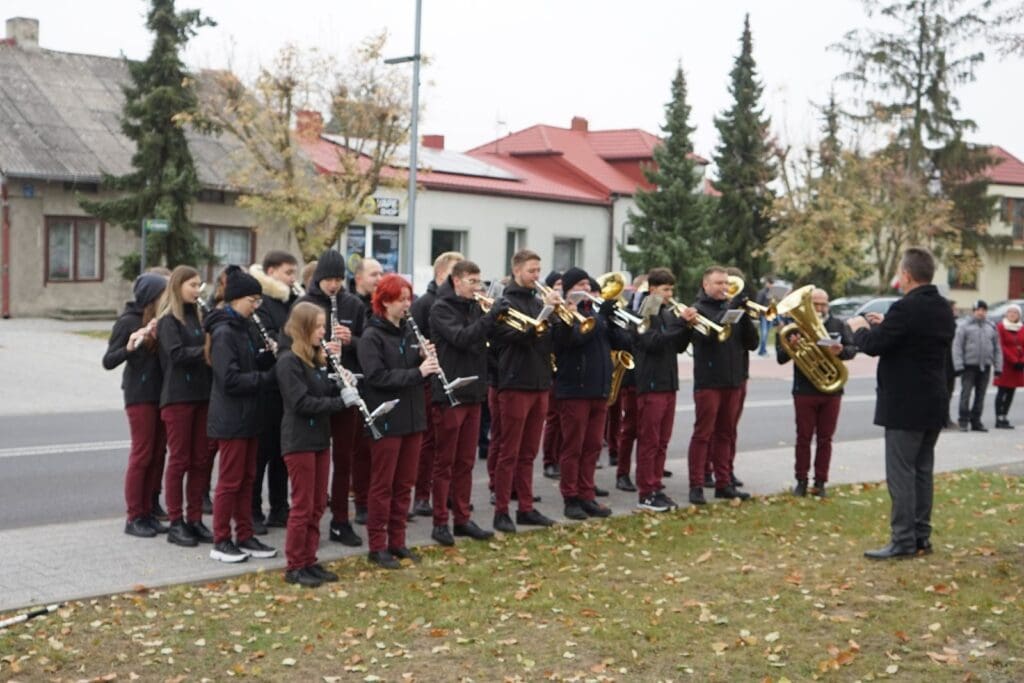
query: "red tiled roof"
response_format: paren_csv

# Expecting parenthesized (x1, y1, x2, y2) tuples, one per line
(986, 146, 1024, 187)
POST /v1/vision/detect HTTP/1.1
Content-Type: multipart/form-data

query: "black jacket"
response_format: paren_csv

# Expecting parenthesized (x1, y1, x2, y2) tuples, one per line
(853, 284, 955, 431)
(204, 307, 277, 440)
(776, 314, 857, 395)
(691, 292, 759, 390)
(297, 262, 366, 372)
(634, 305, 692, 393)
(157, 305, 212, 407)
(428, 278, 493, 404)
(357, 316, 428, 437)
(103, 304, 162, 406)
(411, 279, 440, 340)
(552, 301, 629, 400)
(490, 282, 553, 391)
(275, 350, 347, 454)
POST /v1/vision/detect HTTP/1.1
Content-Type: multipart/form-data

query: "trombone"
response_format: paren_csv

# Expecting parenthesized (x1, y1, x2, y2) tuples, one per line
(727, 275, 777, 321)
(535, 283, 596, 334)
(474, 293, 549, 335)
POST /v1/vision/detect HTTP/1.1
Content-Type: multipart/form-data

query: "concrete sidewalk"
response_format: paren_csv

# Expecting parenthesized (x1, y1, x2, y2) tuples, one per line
(2, 428, 1021, 615)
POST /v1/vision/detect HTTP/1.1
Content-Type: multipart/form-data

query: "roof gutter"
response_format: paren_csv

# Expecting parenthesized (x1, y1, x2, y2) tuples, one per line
(2, 174, 10, 318)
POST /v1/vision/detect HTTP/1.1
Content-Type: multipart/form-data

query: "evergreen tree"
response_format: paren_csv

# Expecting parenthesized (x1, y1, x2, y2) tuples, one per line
(711, 14, 777, 288)
(621, 64, 712, 297)
(80, 0, 214, 279)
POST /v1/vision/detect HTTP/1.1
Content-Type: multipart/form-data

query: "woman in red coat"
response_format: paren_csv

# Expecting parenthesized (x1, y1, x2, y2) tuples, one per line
(994, 304, 1024, 429)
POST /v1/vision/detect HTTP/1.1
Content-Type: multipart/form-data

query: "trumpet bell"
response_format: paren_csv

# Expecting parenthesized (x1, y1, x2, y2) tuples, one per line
(727, 275, 745, 299)
(596, 271, 626, 301)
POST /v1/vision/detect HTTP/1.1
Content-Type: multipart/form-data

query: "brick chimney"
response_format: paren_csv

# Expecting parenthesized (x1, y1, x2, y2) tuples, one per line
(570, 116, 589, 132)
(422, 134, 445, 150)
(5, 17, 39, 49)
(295, 109, 323, 140)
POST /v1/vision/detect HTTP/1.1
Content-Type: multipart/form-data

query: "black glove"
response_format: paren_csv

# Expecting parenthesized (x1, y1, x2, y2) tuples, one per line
(729, 295, 748, 310)
(599, 298, 617, 317)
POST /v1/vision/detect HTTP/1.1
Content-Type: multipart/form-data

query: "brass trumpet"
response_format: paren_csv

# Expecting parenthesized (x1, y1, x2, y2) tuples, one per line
(578, 272, 643, 329)
(474, 293, 548, 335)
(535, 283, 596, 334)
(727, 275, 777, 321)
(666, 298, 733, 342)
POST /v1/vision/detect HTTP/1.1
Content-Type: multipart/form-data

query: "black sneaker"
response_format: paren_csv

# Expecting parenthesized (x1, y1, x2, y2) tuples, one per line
(714, 486, 751, 501)
(958, 420, 969, 432)
(413, 499, 432, 517)
(453, 520, 494, 541)
(564, 499, 587, 521)
(265, 508, 289, 527)
(368, 550, 401, 570)
(654, 492, 678, 510)
(580, 498, 612, 518)
(793, 479, 808, 497)
(637, 494, 670, 512)
(493, 513, 516, 533)
(594, 486, 609, 498)
(971, 422, 988, 432)
(389, 547, 422, 563)
(167, 519, 198, 547)
(210, 540, 248, 563)
(307, 563, 339, 583)
(662, 469, 673, 478)
(329, 521, 363, 547)
(703, 473, 716, 488)
(238, 536, 278, 559)
(151, 496, 169, 521)
(354, 506, 368, 525)
(125, 517, 157, 538)
(187, 520, 214, 544)
(688, 487, 707, 506)
(284, 567, 321, 588)
(432, 525, 455, 546)
(812, 480, 827, 498)
(252, 518, 268, 536)
(731, 474, 744, 488)
(543, 464, 560, 479)
(516, 509, 555, 527)
(145, 515, 169, 534)
(202, 492, 213, 515)
(616, 475, 637, 492)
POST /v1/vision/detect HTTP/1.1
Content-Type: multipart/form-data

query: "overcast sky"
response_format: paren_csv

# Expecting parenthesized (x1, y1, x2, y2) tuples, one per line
(8, 0, 1023, 166)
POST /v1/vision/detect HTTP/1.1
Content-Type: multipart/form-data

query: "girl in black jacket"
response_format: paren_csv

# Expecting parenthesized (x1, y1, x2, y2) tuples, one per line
(356, 274, 439, 569)
(276, 302, 351, 587)
(103, 272, 168, 539)
(204, 266, 278, 564)
(157, 265, 214, 548)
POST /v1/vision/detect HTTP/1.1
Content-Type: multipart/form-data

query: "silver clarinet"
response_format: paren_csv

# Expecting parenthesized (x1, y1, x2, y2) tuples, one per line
(406, 313, 460, 407)
(319, 339, 393, 440)
(250, 311, 277, 357)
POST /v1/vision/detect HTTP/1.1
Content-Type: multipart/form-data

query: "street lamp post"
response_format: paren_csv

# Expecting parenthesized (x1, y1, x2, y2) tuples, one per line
(384, 0, 423, 286)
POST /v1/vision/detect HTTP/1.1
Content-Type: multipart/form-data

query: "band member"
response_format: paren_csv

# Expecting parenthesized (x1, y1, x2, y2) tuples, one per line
(634, 268, 693, 511)
(491, 250, 560, 533)
(277, 302, 351, 587)
(952, 300, 1001, 431)
(297, 250, 366, 546)
(553, 268, 620, 520)
(777, 288, 856, 497)
(249, 251, 300, 532)
(204, 266, 278, 563)
(357, 274, 439, 569)
(994, 304, 1024, 428)
(411, 251, 465, 517)
(351, 257, 384, 317)
(157, 266, 214, 547)
(612, 363, 639, 492)
(427, 259, 502, 545)
(349, 256, 384, 524)
(103, 272, 169, 538)
(848, 247, 955, 559)
(541, 270, 564, 480)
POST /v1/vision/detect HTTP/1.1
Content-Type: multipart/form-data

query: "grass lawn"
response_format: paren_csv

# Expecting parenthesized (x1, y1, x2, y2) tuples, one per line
(2, 471, 1022, 681)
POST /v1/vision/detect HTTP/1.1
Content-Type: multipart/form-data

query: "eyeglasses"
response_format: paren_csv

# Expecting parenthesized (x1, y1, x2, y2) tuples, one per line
(247, 296, 263, 308)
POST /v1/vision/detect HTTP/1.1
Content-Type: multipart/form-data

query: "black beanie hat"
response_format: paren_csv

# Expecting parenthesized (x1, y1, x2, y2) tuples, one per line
(132, 272, 167, 307)
(223, 265, 262, 302)
(544, 270, 563, 288)
(314, 249, 346, 283)
(561, 267, 589, 293)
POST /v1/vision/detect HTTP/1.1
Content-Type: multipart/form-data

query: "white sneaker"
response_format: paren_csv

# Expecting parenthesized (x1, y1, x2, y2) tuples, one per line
(238, 536, 277, 559)
(636, 494, 670, 513)
(210, 540, 249, 563)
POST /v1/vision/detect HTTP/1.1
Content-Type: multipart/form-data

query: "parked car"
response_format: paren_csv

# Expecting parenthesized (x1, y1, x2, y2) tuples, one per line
(853, 297, 901, 318)
(829, 296, 872, 320)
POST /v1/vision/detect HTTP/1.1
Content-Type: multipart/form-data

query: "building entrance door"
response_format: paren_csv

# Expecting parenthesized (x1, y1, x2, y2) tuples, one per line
(1009, 266, 1024, 299)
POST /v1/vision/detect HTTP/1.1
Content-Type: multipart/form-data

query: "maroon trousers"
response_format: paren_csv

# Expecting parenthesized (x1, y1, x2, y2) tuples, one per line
(329, 407, 361, 523)
(125, 402, 166, 520)
(414, 384, 437, 503)
(615, 386, 638, 478)
(352, 430, 371, 510)
(557, 397, 607, 501)
(494, 389, 548, 514)
(486, 387, 501, 490)
(793, 393, 842, 483)
(284, 449, 330, 571)
(367, 433, 423, 552)
(212, 437, 258, 544)
(541, 386, 560, 467)
(706, 381, 747, 481)
(161, 402, 210, 523)
(636, 391, 675, 497)
(431, 403, 482, 526)
(688, 387, 744, 489)
(606, 394, 622, 461)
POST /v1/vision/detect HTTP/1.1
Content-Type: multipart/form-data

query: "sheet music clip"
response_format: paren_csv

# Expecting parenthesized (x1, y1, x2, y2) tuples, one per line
(444, 375, 479, 392)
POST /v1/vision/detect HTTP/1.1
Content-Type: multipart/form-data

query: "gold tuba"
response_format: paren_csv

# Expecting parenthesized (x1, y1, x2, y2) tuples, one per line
(607, 350, 635, 406)
(474, 293, 548, 336)
(776, 285, 848, 394)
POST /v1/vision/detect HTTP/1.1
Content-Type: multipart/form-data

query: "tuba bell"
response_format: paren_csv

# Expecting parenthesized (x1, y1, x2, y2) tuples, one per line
(776, 285, 848, 394)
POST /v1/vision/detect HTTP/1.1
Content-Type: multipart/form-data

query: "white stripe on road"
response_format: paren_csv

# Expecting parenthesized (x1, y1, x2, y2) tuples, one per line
(0, 440, 130, 459)
(675, 394, 874, 412)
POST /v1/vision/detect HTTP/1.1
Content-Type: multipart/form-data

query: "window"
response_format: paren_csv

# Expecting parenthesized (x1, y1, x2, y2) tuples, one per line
(1002, 197, 1024, 240)
(46, 217, 102, 282)
(505, 227, 526, 273)
(198, 189, 227, 204)
(552, 237, 583, 271)
(372, 223, 403, 273)
(947, 264, 978, 290)
(344, 225, 367, 272)
(431, 229, 467, 260)
(196, 225, 254, 281)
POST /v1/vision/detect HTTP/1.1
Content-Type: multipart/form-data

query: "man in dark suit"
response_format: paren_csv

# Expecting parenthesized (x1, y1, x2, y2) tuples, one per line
(847, 247, 955, 560)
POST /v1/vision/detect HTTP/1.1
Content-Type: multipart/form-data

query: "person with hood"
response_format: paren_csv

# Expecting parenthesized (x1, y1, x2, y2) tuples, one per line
(410, 251, 464, 518)
(953, 300, 1002, 431)
(357, 274, 440, 569)
(158, 265, 214, 548)
(541, 270, 563, 480)
(248, 250, 300, 532)
(103, 272, 169, 538)
(427, 259, 503, 546)
(204, 265, 279, 563)
(296, 249, 366, 547)
(993, 304, 1024, 429)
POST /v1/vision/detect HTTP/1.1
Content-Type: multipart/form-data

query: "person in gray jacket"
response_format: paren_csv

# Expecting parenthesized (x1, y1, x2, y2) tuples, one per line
(952, 300, 1002, 431)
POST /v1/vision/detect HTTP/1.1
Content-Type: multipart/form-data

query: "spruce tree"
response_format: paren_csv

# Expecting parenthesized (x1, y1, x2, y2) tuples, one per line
(80, 0, 214, 279)
(711, 14, 777, 287)
(621, 64, 712, 297)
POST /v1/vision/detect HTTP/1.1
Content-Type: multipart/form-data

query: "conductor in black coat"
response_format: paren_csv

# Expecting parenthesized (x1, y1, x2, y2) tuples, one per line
(847, 247, 955, 560)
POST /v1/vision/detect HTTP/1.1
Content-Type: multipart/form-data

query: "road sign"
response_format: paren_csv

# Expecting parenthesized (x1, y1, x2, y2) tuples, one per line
(144, 219, 170, 233)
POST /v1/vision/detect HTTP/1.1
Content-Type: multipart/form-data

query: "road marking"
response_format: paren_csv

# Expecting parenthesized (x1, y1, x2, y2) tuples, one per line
(0, 440, 130, 459)
(675, 394, 874, 412)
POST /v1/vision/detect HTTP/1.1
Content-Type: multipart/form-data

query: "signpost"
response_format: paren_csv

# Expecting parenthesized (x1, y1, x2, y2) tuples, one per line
(140, 218, 169, 273)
